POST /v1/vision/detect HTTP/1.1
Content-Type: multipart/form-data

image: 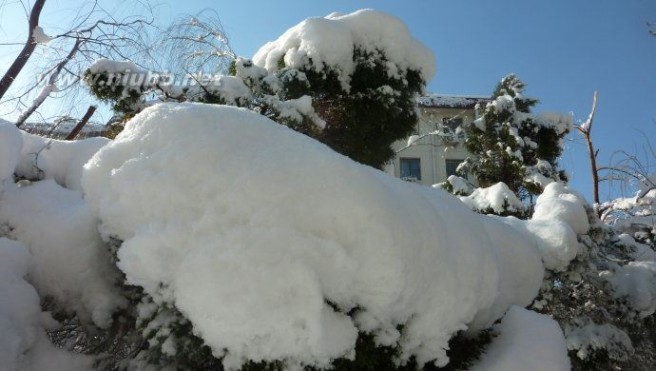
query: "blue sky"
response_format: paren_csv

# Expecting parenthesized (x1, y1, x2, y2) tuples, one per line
(1, 0, 655, 202)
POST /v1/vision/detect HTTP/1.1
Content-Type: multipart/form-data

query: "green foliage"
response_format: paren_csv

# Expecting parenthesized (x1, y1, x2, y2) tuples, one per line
(307, 49, 424, 169)
(461, 74, 570, 197)
(85, 46, 425, 169)
(83, 70, 144, 121)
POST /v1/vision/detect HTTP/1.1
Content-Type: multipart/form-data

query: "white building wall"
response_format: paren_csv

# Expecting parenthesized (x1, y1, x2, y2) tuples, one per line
(389, 106, 479, 187)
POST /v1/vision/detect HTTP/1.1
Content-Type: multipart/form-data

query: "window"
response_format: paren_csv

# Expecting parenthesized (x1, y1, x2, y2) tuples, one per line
(400, 158, 421, 181)
(445, 159, 464, 177)
(442, 117, 463, 132)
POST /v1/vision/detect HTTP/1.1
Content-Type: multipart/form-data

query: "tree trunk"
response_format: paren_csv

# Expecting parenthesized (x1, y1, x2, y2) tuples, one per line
(66, 105, 96, 140)
(0, 0, 47, 101)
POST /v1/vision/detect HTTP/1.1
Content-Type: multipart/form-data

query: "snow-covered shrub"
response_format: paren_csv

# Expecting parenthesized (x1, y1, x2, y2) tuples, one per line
(251, 10, 435, 168)
(85, 9, 435, 169)
(527, 191, 656, 370)
(79, 102, 550, 370)
(458, 182, 527, 218)
(602, 187, 656, 249)
(433, 175, 472, 197)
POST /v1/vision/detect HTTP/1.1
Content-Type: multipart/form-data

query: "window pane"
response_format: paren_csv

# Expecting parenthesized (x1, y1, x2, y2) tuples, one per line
(445, 159, 464, 177)
(400, 158, 421, 180)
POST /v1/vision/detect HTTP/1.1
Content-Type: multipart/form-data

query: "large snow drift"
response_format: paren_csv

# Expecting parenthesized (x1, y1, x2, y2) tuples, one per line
(82, 103, 545, 369)
(252, 9, 436, 90)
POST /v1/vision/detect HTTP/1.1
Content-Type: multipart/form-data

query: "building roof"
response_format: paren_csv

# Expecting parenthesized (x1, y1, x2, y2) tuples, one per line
(417, 94, 490, 109)
(21, 120, 106, 139)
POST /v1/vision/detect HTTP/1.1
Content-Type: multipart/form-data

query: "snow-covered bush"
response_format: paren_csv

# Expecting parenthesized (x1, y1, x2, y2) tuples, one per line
(77, 102, 552, 369)
(85, 9, 435, 169)
(459, 75, 571, 198)
(458, 182, 527, 217)
(3, 98, 656, 369)
(250, 9, 435, 168)
(527, 191, 656, 370)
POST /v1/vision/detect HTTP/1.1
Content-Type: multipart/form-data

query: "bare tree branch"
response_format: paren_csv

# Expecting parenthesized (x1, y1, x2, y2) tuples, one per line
(16, 37, 82, 127)
(577, 91, 600, 214)
(0, 0, 47, 100)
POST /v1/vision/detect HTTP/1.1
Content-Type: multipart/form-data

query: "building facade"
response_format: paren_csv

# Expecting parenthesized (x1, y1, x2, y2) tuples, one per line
(386, 95, 489, 186)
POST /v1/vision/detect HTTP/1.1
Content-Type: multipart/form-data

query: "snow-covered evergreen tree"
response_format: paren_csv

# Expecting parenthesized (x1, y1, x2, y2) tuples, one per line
(460, 75, 571, 198)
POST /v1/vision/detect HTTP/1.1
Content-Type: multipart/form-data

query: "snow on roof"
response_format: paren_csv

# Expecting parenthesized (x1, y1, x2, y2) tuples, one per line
(417, 94, 490, 109)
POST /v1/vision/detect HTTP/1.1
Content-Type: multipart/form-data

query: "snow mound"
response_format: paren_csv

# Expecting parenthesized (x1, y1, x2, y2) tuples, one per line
(492, 183, 584, 272)
(466, 217, 544, 331)
(472, 306, 570, 371)
(460, 182, 524, 214)
(533, 182, 590, 234)
(604, 261, 656, 317)
(15, 131, 109, 192)
(82, 102, 544, 369)
(0, 180, 126, 328)
(0, 120, 22, 189)
(0, 238, 93, 371)
(253, 9, 435, 90)
(87, 58, 145, 74)
(565, 321, 633, 362)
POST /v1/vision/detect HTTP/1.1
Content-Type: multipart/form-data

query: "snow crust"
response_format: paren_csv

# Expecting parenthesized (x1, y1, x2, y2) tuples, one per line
(81, 102, 545, 369)
(253, 9, 435, 90)
(472, 306, 570, 371)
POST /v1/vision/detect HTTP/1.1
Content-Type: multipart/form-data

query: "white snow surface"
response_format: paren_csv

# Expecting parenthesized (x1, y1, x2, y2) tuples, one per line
(0, 238, 94, 371)
(81, 102, 546, 369)
(533, 182, 590, 235)
(15, 131, 109, 191)
(604, 261, 656, 317)
(252, 9, 435, 90)
(459, 182, 525, 214)
(456, 181, 584, 272)
(0, 180, 126, 328)
(565, 321, 633, 361)
(0, 120, 22, 190)
(32, 26, 53, 44)
(497, 183, 585, 272)
(87, 58, 145, 74)
(471, 306, 570, 371)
